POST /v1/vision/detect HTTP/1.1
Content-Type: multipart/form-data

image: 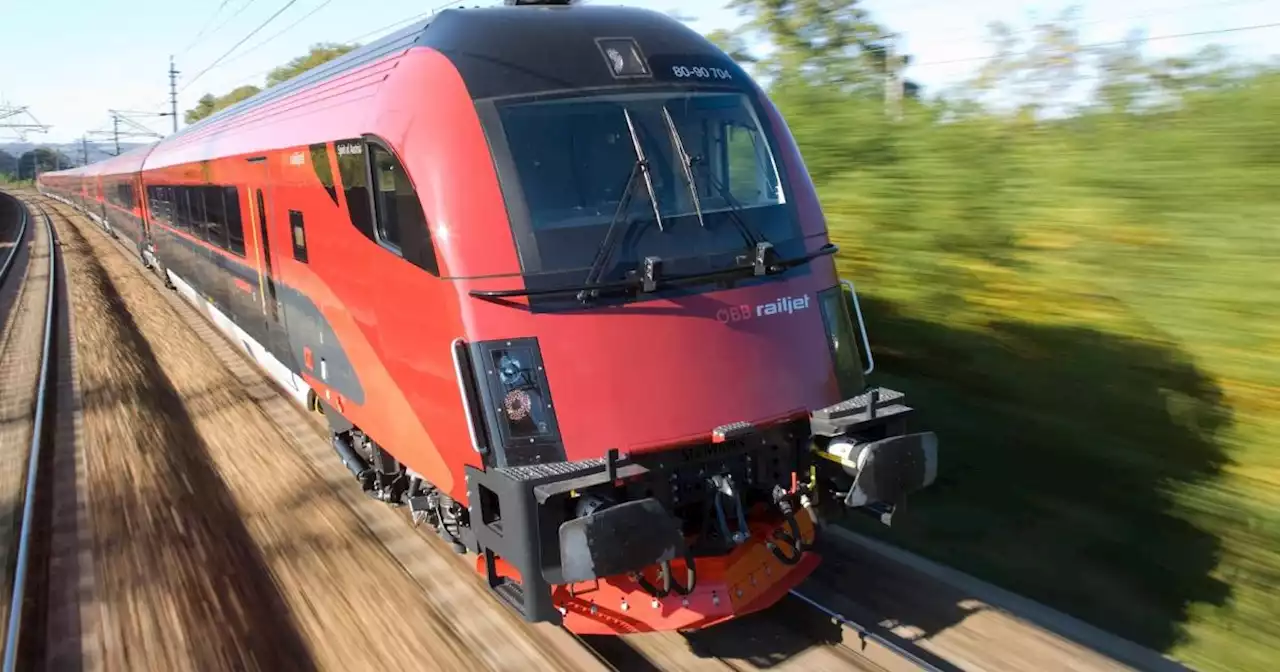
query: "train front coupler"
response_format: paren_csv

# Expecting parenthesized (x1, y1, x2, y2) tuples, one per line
(465, 454, 686, 626)
(807, 386, 938, 526)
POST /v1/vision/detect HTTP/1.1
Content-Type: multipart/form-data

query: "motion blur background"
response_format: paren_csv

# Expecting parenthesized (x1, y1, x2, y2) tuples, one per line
(3, 1, 1278, 670)
(727, 4, 1280, 671)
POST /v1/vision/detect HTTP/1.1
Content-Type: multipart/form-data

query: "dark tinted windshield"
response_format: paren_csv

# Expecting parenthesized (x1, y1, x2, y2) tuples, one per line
(493, 89, 800, 277)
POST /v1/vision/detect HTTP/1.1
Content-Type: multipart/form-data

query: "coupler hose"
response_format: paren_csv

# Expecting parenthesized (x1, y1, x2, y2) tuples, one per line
(636, 550, 698, 597)
(768, 496, 809, 566)
(636, 561, 672, 598)
(671, 550, 698, 596)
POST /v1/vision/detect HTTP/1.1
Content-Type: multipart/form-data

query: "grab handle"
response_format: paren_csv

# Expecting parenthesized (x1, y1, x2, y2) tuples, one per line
(839, 279, 875, 375)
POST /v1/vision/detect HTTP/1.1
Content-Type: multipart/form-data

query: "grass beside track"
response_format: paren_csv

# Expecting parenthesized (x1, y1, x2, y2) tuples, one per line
(810, 72, 1280, 672)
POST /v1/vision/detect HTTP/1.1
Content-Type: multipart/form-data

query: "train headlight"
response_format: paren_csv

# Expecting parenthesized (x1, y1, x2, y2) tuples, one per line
(470, 337, 564, 466)
(817, 285, 867, 398)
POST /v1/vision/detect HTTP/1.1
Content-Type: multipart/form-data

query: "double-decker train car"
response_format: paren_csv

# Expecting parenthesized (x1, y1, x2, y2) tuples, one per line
(40, 0, 939, 635)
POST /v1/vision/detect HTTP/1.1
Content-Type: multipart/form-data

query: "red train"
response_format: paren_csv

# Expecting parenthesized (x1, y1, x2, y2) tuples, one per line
(40, 0, 938, 634)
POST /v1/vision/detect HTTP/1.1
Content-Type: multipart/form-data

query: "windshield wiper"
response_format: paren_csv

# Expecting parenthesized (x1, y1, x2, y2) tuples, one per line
(576, 108, 664, 303)
(660, 106, 764, 255)
(627, 108, 664, 234)
(661, 106, 705, 230)
(470, 243, 840, 302)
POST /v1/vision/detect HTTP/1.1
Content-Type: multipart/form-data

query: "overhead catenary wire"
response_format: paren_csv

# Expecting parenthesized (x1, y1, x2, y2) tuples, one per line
(895, 0, 1274, 57)
(178, 0, 238, 57)
(193, 2, 469, 95)
(180, 0, 302, 94)
(911, 20, 1280, 69)
(216, 0, 335, 69)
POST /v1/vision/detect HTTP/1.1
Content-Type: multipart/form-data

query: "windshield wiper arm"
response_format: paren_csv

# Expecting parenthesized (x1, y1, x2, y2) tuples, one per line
(625, 108, 664, 233)
(661, 105, 706, 230)
(469, 243, 840, 302)
(695, 158, 765, 251)
(576, 109, 665, 303)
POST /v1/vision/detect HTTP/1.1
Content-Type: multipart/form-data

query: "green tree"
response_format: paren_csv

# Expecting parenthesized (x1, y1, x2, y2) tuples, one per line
(184, 43, 358, 124)
(726, 0, 890, 90)
(265, 42, 357, 87)
(17, 148, 73, 177)
(0, 150, 17, 179)
(719, 3, 1280, 670)
(705, 28, 757, 66)
(185, 85, 263, 124)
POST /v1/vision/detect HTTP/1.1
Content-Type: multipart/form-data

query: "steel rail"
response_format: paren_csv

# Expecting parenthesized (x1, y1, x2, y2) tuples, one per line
(789, 588, 946, 672)
(1, 200, 58, 672)
(0, 193, 30, 286)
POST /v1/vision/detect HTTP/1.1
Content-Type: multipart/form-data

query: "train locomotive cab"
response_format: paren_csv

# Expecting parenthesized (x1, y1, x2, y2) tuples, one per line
(336, 1, 943, 634)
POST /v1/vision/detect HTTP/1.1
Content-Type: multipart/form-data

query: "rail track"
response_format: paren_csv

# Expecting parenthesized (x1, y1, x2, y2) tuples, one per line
(0, 194, 69, 671)
(31, 189, 953, 671)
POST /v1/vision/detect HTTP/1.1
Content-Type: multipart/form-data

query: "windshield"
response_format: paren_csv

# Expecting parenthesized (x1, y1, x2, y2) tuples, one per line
(493, 89, 800, 277)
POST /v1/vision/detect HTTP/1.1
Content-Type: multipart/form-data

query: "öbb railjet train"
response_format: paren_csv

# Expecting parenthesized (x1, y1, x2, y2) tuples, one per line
(41, 0, 939, 634)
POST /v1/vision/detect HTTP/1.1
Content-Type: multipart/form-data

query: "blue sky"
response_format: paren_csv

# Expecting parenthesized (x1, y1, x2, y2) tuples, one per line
(1, 0, 1277, 143)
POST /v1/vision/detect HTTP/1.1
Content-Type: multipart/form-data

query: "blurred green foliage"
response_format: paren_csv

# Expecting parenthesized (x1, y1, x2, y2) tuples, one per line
(185, 42, 358, 124)
(720, 2, 1280, 670)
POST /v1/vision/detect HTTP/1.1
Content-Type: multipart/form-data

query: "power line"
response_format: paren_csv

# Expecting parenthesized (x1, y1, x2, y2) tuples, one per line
(178, 0, 237, 57)
(204, 0, 265, 51)
(197, 5, 449, 94)
(0, 105, 50, 141)
(902, 0, 1272, 56)
(218, 0, 335, 69)
(912, 21, 1280, 69)
(346, 8, 437, 44)
(341, 0, 467, 47)
(180, 0, 301, 94)
(121, 2, 497, 127)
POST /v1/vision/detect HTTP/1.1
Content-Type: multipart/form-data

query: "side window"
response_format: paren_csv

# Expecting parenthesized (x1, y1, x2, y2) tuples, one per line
(289, 210, 308, 263)
(175, 187, 192, 231)
(204, 186, 228, 249)
(225, 187, 245, 256)
(190, 187, 208, 240)
(370, 144, 404, 249)
(334, 139, 374, 240)
(151, 186, 163, 223)
(309, 143, 338, 205)
(369, 142, 439, 276)
(162, 187, 174, 226)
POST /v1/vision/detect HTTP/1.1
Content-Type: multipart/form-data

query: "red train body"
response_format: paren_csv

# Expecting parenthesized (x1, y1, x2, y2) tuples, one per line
(40, 1, 938, 634)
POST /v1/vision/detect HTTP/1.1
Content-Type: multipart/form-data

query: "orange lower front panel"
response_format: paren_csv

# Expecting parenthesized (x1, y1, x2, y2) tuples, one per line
(553, 512, 820, 634)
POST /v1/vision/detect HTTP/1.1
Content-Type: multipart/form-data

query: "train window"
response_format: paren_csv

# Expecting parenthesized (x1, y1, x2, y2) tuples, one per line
(175, 188, 192, 231)
(309, 143, 338, 205)
(289, 210, 308, 263)
(116, 183, 134, 210)
(190, 187, 209, 240)
(225, 187, 245, 256)
(204, 186, 229, 250)
(370, 145, 404, 250)
(161, 186, 175, 226)
(334, 139, 375, 240)
(369, 142, 439, 276)
(151, 186, 164, 224)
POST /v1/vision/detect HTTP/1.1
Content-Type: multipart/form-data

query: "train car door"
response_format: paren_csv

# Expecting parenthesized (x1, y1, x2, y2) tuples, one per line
(135, 173, 150, 247)
(246, 156, 294, 368)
